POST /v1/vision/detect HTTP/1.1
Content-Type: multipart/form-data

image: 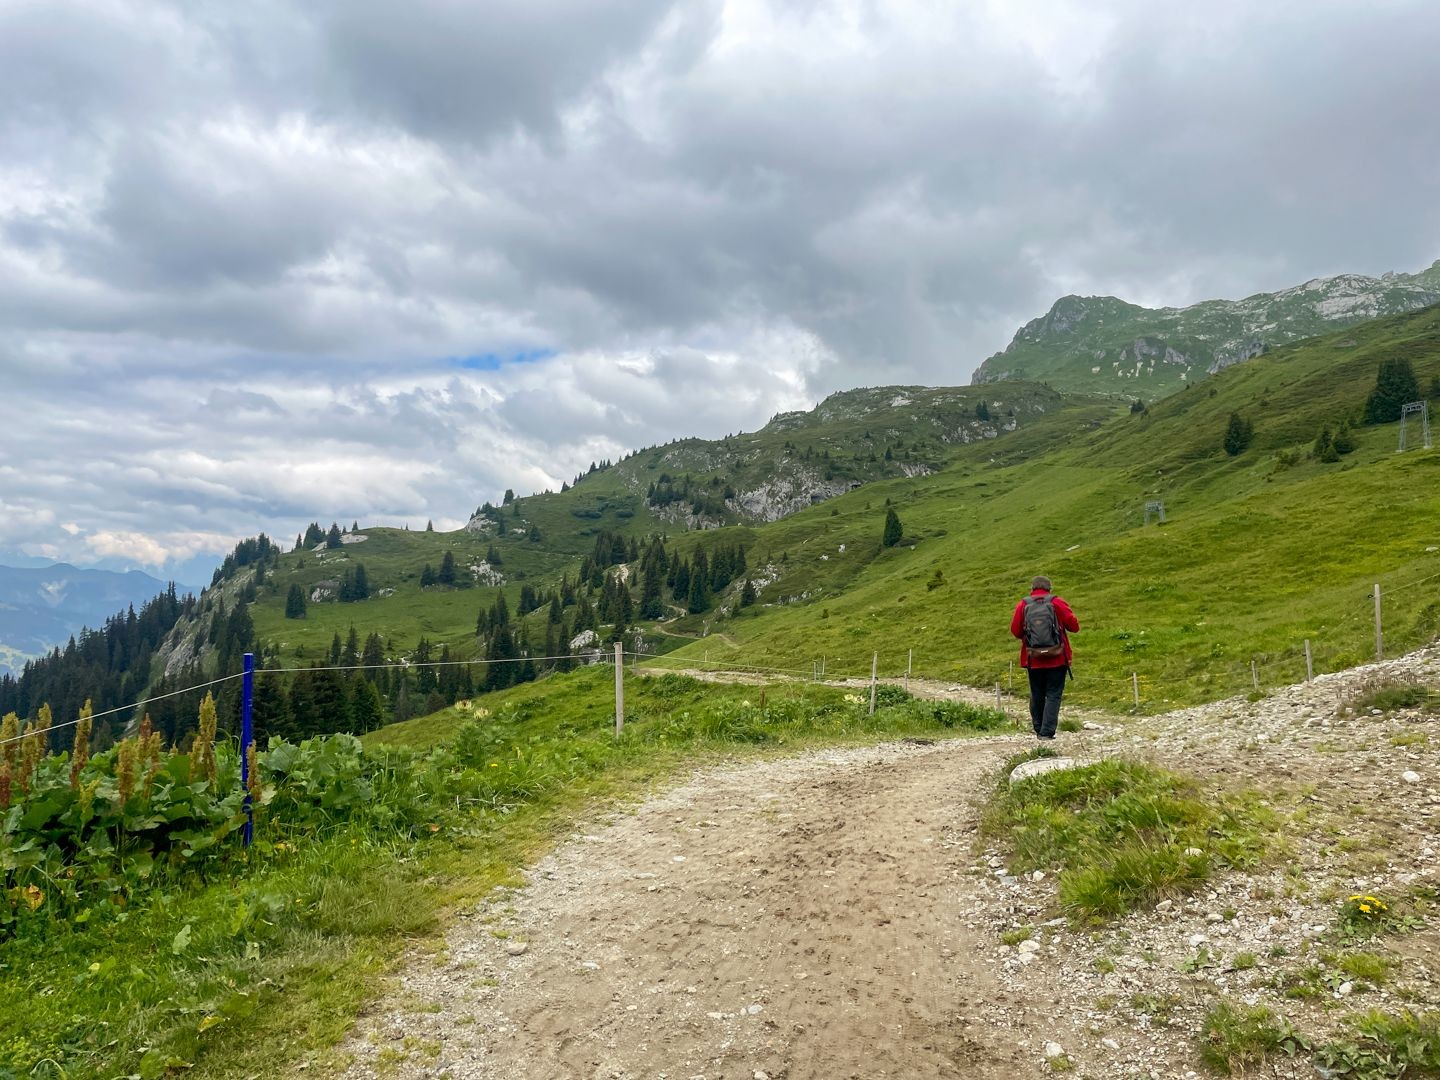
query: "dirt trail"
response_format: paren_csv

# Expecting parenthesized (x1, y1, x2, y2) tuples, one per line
(339, 737, 1052, 1079)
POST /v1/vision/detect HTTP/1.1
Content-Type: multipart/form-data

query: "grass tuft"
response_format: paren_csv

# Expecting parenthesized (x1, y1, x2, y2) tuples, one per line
(982, 759, 1276, 919)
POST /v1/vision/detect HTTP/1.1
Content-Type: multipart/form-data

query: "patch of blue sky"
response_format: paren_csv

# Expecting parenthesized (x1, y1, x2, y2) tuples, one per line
(448, 348, 557, 371)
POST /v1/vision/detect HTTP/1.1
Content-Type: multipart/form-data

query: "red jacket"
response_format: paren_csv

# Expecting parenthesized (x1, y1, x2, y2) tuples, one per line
(1010, 589, 1079, 669)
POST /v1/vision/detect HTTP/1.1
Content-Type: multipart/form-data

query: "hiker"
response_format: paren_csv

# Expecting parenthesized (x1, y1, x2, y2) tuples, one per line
(1010, 575, 1079, 739)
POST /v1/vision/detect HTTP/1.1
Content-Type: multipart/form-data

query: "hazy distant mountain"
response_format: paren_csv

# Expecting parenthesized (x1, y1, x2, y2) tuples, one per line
(974, 261, 1440, 395)
(0, 563, 196, 676)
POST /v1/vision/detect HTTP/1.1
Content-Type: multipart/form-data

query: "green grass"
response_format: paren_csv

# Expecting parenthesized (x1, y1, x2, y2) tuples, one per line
(1350, 678, 1439, 714)
(982, 759, 1277, 919)
(1, 667, 1005, 1078)
(651, 305, 1440, 709)
(1199, 1001, 1297, 1075)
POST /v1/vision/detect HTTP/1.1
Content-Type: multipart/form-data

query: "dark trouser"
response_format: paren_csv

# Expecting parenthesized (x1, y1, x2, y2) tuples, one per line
(1027, 665, 1068, 737)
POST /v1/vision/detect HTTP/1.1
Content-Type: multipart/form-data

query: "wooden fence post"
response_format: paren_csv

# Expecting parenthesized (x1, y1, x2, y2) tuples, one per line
(868, 652, 878, 716)
(614, 641, 624, 737)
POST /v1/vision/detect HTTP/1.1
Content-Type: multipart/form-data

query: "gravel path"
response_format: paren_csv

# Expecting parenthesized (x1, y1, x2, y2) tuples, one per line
(334, 648, 1440, 1080)
(337, 737, 1054, 1079)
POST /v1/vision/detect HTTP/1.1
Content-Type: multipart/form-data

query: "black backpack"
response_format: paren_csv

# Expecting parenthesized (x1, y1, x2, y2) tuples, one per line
(1022, 595, 1066, 659)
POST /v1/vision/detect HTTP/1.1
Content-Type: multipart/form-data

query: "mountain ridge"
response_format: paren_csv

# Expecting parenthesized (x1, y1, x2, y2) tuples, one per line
(974, 260, 1440, 394)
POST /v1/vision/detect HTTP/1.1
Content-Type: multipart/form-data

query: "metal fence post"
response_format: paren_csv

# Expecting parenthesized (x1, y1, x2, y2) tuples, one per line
(1132, 672, 1139, 708)
(1305, 639, 1313, 682)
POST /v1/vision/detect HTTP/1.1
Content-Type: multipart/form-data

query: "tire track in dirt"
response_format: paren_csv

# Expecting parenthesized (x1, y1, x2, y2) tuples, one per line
(338, 736, 1051, 1079)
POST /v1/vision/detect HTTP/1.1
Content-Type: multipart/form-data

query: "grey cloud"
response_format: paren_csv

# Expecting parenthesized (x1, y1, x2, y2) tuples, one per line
(3, 0, 1440, 574)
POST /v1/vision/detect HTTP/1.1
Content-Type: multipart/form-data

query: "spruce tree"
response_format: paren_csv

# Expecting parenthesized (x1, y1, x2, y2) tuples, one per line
(1223, 412, 1254, 456)
(1313, 426, 1339, 462)
(326, 523, 343, 549)
(739, 578, 757, 607)
(438, 550, 457, 586)
(285, 583, 307, 620)
(350, 678, 383, 733)
(353, 563, 369, 599)
(882, 508, 903, 548)
(687, 572, 711, 614)
(420, 564, 436, 587)
(1364, 358, 1421, 424)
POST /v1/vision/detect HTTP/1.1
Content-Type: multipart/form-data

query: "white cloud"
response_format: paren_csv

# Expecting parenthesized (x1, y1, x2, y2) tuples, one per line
(1, 0, 1438, 574)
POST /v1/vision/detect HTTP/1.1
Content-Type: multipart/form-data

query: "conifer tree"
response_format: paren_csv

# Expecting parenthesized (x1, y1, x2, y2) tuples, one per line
(343, 626, 360, 670)
(420, 564, 436, 587)
(252, 669, 293, 743)
(1223, 412, 1254, 456)
(438, 550, 457, 586)
(882, 508, 903, 548)
(326, 523, 343, 549)
(285, 583, 307, 620)
(350, 678, 383, 733)
(687, 571, 711, 614)
(425, 519, 435, 532)
(739, 578, 757, 607)
(1364, 358, 1421, 424)
(1313, 425, 1339, 462)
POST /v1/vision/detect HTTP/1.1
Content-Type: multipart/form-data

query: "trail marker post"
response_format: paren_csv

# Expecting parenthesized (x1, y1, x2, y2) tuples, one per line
(1132, 672, 1140, 708)
(1305, 639, 1313, 682)
(868, 653, 878, 716)
(614, 642, 624, 737)
(241, 652, 254, 848)
(905, 649, 912, 693)
(1374, 583, 1383, 661)
(994, 682, 1001, 709)
(1251, 660, 1259, 691)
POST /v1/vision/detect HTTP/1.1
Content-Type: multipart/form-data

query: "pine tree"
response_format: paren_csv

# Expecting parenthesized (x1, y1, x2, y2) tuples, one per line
(252, 669, 293, 743)
(285, 583, 307, 620)
(350, 678, 383, 733)
(686, 572, 711, 614)
(1223, 412, 1254, 456)
(882, 508, 903, 548)
(1364, 358, 1421, 424)
(1333, 419, 1357, 455)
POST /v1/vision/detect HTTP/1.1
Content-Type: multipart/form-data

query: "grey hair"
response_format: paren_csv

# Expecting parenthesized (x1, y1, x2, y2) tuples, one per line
(1031, 575, 1052, 591)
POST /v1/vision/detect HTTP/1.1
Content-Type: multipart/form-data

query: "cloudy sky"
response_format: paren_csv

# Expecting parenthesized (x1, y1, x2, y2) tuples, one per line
(3, 0, 1439, 582)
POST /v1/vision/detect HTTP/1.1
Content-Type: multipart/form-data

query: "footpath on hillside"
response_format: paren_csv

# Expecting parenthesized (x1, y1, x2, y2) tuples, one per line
(336, 650, 1440, 1080)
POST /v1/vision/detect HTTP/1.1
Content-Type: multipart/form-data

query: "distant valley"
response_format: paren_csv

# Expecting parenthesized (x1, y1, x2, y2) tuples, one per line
(0, 563, 197, 675)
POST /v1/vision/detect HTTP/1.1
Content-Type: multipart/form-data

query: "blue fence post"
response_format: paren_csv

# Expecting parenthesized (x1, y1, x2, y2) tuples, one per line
(242, 652, 254, 847)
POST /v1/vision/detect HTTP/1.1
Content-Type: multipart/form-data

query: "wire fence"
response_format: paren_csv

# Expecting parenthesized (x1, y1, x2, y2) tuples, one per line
(7, 568, 1440, 746)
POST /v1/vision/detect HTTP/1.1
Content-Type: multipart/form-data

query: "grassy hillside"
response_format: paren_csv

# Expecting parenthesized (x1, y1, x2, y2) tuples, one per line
(223, 384, 1090, 671)
(974, 261, 1440, 397)
(145, 303, 1440, 729)
(655, 304, 1440, 709)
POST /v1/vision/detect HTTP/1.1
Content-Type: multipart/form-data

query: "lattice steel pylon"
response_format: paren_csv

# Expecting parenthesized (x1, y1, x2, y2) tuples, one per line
(1399, 400, 1432, 452)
